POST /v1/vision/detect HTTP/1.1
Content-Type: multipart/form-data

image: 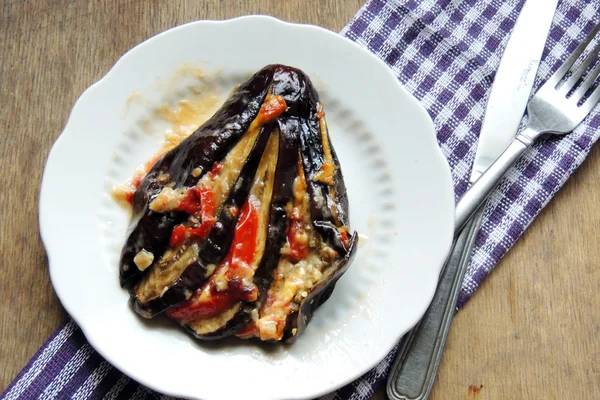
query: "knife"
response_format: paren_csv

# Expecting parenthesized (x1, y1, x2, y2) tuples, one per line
(386, 1, 559, 399)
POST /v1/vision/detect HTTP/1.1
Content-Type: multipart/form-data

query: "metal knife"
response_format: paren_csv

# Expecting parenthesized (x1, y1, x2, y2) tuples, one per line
(387, 1, 559, 399)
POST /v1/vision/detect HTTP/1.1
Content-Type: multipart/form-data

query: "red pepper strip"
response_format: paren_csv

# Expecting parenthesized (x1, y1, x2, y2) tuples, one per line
(165, 285, 238, 321)
(340, 230, 350, 249)
(166, 200, 259, 322)
(200, 187, 215, 224)
(170, 224, 188, 247)
(229, 201, 258, 271)
(188, 187, 215, 239)
(169, 187, 216, 248)
(286, 220, 308, 262)
(210, 162, 223, 176)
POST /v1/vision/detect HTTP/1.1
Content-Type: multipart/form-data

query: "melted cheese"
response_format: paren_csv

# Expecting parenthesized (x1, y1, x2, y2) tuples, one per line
(313, 110, 336, 185)
(196, 124, 262, 214)
(186, 302, 242, 335)
(149, 187, 187, 212)
(254, 153, 340, 341)
(248, 132, 279, 268)
(134, 243, 200, 304)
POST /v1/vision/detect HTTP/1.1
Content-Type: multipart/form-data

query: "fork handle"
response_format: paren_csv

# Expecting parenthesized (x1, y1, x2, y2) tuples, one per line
(455, 130, 536, 231)
(387, 210, 482, 400)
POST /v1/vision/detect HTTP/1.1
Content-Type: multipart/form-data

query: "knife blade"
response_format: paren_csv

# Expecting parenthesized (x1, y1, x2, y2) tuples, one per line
(387, 1, 559, 399)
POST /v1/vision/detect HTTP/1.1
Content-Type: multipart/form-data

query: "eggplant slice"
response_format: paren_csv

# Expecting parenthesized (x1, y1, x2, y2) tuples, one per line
(120, 64, 358, 343)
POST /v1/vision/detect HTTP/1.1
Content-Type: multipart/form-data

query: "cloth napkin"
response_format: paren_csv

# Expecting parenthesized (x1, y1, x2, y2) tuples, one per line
(3, 1, 600, 399)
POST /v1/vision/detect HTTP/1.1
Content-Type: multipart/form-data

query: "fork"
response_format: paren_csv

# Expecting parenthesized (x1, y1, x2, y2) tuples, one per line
(455, 23, 600, 232)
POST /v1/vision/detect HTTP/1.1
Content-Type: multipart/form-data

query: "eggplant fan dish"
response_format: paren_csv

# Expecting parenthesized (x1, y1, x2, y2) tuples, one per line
(117, 64, 358, 343)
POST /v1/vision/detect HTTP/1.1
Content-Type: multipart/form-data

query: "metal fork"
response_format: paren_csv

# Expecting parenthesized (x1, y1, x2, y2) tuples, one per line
(455, 24, 600, 232)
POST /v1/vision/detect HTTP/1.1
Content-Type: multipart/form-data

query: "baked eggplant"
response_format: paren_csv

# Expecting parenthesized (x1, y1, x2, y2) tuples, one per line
(119, 64, 358, 343)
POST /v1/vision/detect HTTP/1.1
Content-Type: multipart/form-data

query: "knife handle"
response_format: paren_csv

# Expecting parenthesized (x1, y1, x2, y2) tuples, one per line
(386, 208, 484, 400)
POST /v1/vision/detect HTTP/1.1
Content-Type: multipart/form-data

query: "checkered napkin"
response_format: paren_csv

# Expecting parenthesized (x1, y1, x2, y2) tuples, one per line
(3, 1, 600, 399)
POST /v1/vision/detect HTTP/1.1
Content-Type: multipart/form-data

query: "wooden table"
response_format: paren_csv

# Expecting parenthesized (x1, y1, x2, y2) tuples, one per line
(2, 1, 600, 399)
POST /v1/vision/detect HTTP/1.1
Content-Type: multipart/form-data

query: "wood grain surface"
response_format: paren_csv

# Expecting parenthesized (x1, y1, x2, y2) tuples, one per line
(1, 1, 599, 399)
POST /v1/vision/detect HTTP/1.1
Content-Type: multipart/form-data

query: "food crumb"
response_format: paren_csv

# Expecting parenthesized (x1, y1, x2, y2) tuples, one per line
(133, 249, 154, 271)
(357, 232, 369, 248)
(468, 384, 483, 397)
(192, 167, 202, 178)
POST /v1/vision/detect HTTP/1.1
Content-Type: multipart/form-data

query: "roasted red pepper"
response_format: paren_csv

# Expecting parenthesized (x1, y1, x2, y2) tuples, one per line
(340, 230, 350, 249)
(166, 200, 259, 321)
(176, 187, 202, 214)
(258, 95, 287, 123)
(166, 288, 238, 321)
(229, 201, 258, 271)
(169, 224, 187, 247)
(210, 162, 223, 176)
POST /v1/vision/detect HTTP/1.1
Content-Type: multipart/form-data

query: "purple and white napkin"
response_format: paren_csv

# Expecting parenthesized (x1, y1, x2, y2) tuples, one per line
(3, 1, 599, 399)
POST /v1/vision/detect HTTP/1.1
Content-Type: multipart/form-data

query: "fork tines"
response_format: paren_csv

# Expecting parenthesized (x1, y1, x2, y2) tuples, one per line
(546, 23, 600, 108)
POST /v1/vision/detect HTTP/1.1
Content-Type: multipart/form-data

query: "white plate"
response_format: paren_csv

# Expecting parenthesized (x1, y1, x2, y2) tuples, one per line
(39, 16, 454, 400)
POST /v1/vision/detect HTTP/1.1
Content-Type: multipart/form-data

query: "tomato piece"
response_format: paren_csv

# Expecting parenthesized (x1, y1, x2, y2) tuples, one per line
(187, 224, 210, 240)
(340, 230, 350, 249)
(186, 187, 216, 239)
(170, 224, 187, 247)
(124, 191, 135, 205)
(229, 201, 258, 270)
(131, 175, 143, 190)
(166, 287, 237, 321)
(123, 175, 144, 205)
(172, 187, 216, 241)
(199, 187, 215, 225)
(177, 187, 203, 215)
(259, 95, 287, 122)
(210, 162, 223, 176)
(287, 220, 308, 262)
(224, 200, 259, 301)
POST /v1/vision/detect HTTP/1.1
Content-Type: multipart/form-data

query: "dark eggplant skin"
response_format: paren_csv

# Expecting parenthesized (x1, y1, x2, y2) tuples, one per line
(329, 141, 351, 228)
(131, 123, 274, 318)
(272, 66, 318, 117)
(273, 64, 353, 259)
(283, 231, 359, 343)
(298, 115, 350, 256)
(252, 117, 302, 284)
(120, 66, 275, 287)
